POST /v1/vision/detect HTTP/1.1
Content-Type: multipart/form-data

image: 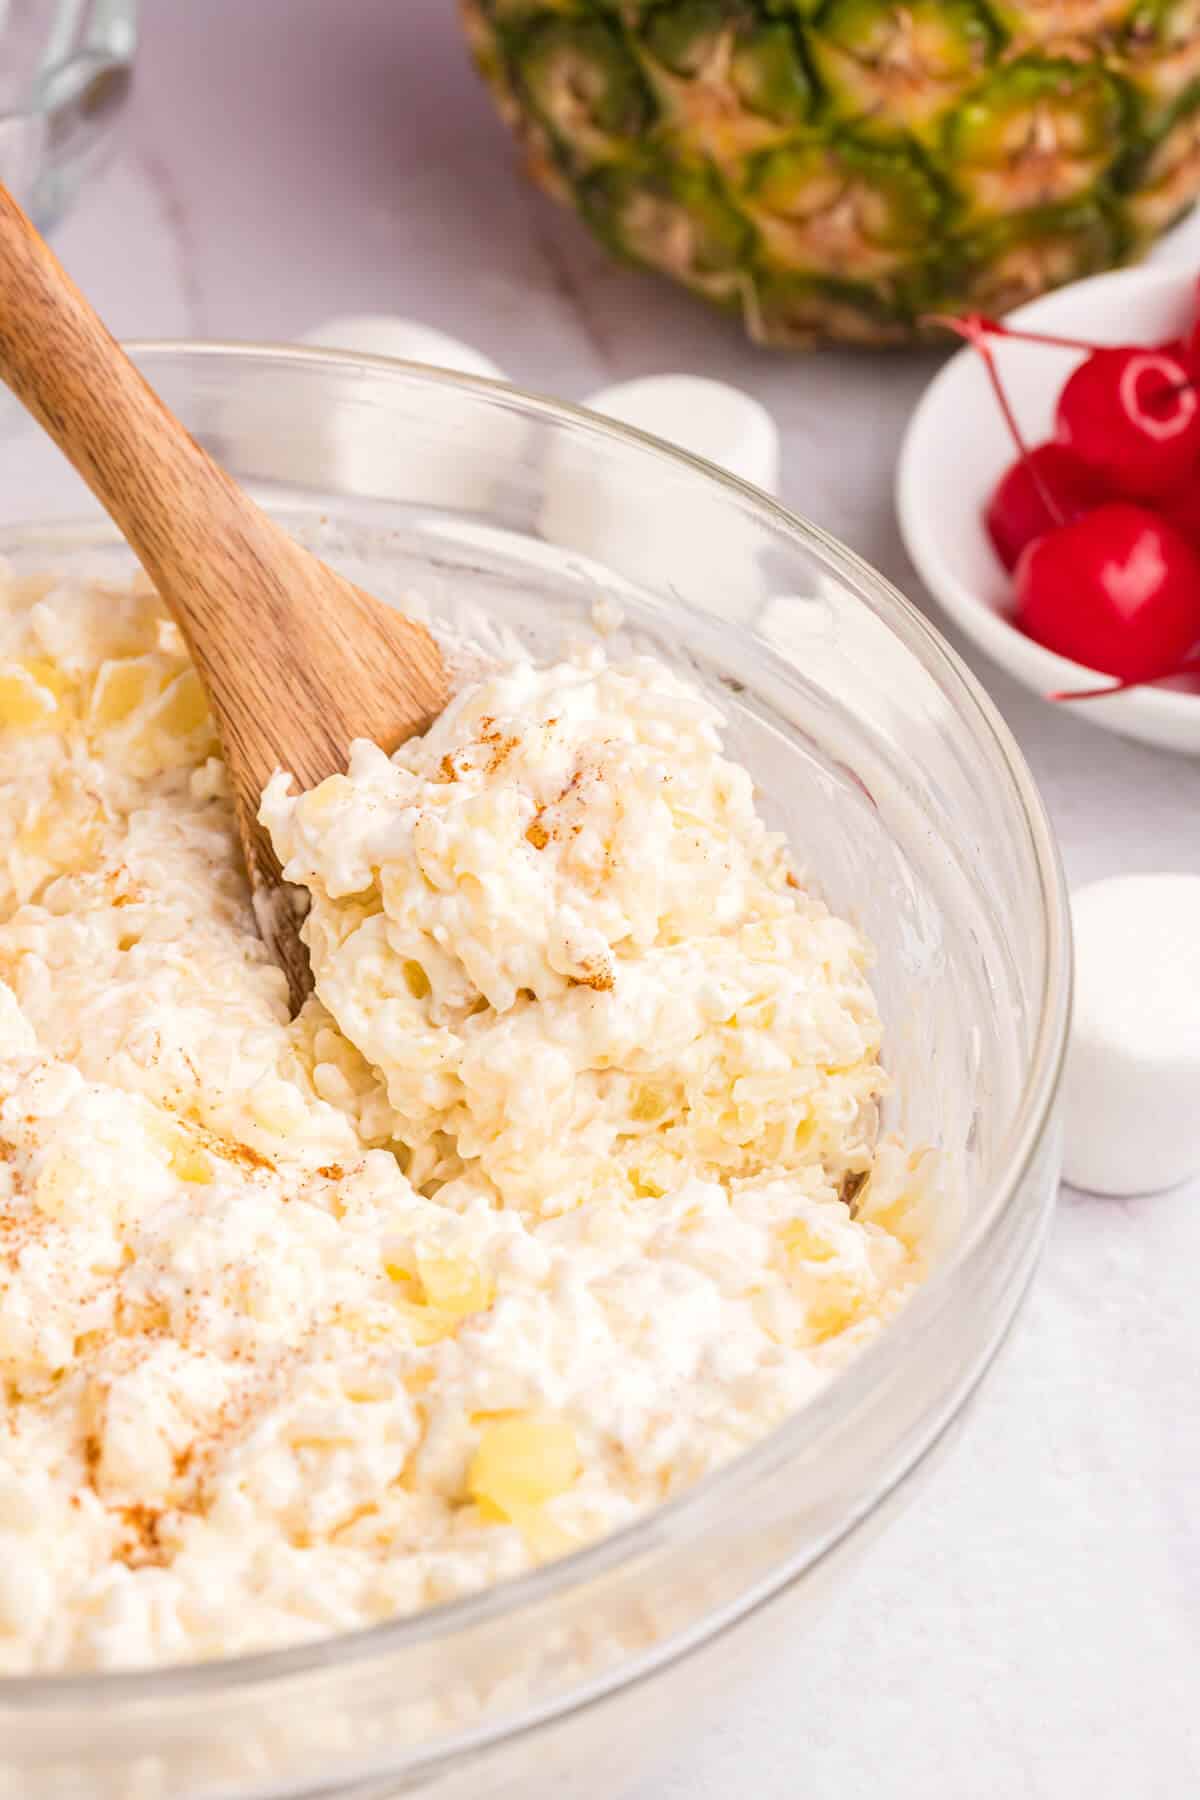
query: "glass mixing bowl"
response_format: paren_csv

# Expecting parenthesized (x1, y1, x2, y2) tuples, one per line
(0, 0, 138, 233)
(0, 346, 1070, 1800)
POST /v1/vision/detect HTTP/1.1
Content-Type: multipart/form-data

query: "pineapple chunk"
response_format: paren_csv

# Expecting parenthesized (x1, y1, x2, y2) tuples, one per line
(631, 1083, 670, 1123)
(0, 663, 58, 729)
(299, 773, 353, 826)
(804, 1276, 862, 1344)
(141, 1108, 214, 1184)
(402, 959, 431, 1000)
(386, 1247, 493, 1345)
(415, 1247, 493, 1318)
(88, 655, 165, 729)
(152, 669, 209, 738)
(392, 1300, 459, 1347)
(779, 1217, 838, 1263)
(20, 658, 72, 700)
(171, 1142, 213, 1185)
(467, 1414, 579, 1520)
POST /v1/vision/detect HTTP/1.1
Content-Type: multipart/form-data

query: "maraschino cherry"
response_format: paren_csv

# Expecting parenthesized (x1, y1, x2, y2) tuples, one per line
(1055, 346, 1200, 501)
(1015, 503, 1200, 683)
(932, 307, 1200, 699)
(986, 442, 1108, 572)
(1156, 466, 1200, 550)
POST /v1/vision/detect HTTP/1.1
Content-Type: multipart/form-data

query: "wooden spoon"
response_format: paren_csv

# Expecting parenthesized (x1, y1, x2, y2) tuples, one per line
(0, 182, 447, 1008)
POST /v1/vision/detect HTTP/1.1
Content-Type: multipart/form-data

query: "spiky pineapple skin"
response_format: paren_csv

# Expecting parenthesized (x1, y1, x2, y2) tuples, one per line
(460, 0, 1200, 346)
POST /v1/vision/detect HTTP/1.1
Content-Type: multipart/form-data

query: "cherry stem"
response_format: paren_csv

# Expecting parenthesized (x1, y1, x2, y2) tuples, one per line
(926, 310, 1197, 402)
(926, 314, 1065, 528)
(926, 312, 1124, 356)
(966, 317, 1108, 355)
(1049, 654, 1200, 702)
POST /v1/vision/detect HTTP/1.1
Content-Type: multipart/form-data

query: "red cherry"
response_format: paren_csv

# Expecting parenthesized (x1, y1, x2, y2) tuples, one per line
(1156, 465, 1200, 551)
(1056, 347, 1200, 500)
(1015, 503, 1200, 682)
(985, 442, 1109, 572)
(1183, 273, 1200, 372)
(1156, 336, 1189, 365)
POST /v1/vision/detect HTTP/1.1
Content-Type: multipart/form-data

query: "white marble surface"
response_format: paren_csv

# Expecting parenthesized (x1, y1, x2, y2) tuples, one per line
(20, 2, 1200, 1792)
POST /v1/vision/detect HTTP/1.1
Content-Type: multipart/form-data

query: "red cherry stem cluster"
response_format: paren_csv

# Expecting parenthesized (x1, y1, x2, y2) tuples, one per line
(959, 315, 1121, 356)
(928, 314, 1065, 526)
(950, 314, 1198, 406)
(930, 309, 1200, 701)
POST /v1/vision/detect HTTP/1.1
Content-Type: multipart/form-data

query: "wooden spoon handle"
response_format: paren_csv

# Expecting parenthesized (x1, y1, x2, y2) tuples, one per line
(0, 183, 251, 596)
(0, 183, 449, 1013)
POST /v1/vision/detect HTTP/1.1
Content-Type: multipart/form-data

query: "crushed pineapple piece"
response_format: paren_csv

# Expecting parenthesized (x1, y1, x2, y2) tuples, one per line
(0, 663, 58, 729)
(140, 1108, 214, 1184)
(299, 772, 353, 826)
(171, 1142, 213, 1184)
(20, 658, 72, 700)
(392, 1300, 459, 1347)
(88, 655, 165, 729)
(385, 1247, 493, 1344)
(402, 959, 431, 1000)
(804, 1278, 862, 1345)
(857, 1144, 941, 1254)
(415, 1247, 493, 1318)
(151, 669, 209, 738)
(779, 1218, 838, 1263)
(631, 1084, 671, 1123)
(467, 1414, 580, 1519)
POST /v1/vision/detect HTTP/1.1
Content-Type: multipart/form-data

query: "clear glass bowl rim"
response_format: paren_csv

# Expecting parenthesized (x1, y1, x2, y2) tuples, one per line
(0, 340, 1073, 1710)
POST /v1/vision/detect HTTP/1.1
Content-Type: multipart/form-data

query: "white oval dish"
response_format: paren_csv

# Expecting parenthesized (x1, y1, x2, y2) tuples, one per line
(897, 266, 1200, 756)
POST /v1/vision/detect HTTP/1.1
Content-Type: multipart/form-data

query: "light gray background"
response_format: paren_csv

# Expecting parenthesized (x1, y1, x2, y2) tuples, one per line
(14, 5, 1199, 1793)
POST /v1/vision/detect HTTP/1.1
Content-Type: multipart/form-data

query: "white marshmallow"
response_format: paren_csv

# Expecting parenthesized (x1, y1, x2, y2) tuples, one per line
(540, 376, 778, 623)
(243, 315, 521, 510)
(299, 316, 507, 383)
(1062, 875, 1200, 1196)
(578, 375, 780, 495)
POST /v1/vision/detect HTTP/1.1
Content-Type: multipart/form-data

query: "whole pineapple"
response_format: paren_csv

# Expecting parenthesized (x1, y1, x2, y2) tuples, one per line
(460, 1, 1200, 345)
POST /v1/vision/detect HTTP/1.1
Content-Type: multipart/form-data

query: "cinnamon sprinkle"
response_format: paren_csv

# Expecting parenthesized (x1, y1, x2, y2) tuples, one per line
(569, 960, 615, 994)
(117, 1503, 166, 1569)
(219, 1139, 274, 1173)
